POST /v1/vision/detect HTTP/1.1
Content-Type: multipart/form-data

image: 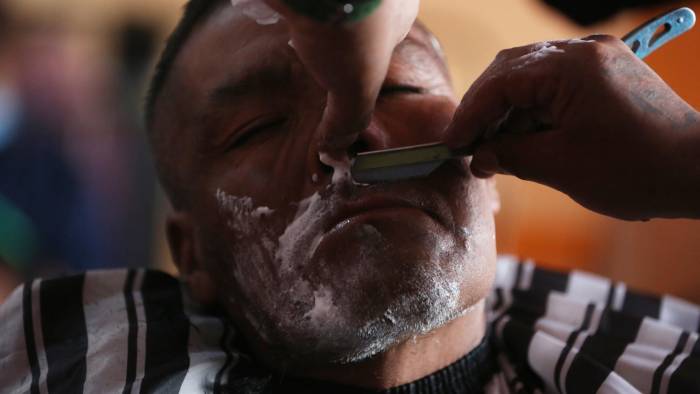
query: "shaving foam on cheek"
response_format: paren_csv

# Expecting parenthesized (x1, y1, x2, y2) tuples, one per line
(214, 182, 482, 362)
(303, 285, 338, 324)
(274, 186, 349, 274)
(276, 192, 326, 272)
(216, 186, 340, 308)
(216, 189, 328, 342)
(230, 0, 282, 25)
(216, 189, 275, 234)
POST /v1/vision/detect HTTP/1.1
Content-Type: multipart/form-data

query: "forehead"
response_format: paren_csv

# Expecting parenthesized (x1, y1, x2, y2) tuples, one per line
(161, 5, 448, 119)
(183, 4, 445, 66)
(168, 5, 292, 109)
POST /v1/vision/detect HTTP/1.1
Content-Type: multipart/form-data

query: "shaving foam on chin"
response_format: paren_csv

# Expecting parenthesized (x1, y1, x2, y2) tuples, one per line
(230, 0, 282, 25)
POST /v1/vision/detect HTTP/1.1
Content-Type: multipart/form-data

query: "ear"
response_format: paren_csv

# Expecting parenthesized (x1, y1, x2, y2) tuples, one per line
(166, 211, 218, 305)
(485, 177, 501, 215)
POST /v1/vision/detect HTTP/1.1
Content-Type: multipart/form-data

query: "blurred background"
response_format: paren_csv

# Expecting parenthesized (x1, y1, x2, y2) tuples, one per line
(0, 0, 698, 303)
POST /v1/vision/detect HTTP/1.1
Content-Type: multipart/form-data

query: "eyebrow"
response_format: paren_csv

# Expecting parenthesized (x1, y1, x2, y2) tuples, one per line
(207, 61, 294, 108)
(396, 34, 427, 52)
(198, 30, 442, 127)
(205, 29, 437, 108)
(193, 60, 295, 150)
(399, 32, 448, 67)
(397, 28, 442, 57)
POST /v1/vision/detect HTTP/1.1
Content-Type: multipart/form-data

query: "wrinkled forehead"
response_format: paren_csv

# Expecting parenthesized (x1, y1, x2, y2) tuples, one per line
(157, 4, 450, 132)
(187, 3, 447, 65)
(168, 5, 293, 108)
(180, 7, 445, 88)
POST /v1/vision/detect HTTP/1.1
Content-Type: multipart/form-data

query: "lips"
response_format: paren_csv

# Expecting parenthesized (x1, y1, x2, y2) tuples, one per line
(324, 191, 452, 234)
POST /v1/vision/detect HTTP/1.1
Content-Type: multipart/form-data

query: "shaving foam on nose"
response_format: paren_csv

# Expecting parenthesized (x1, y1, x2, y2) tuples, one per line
(230, 0, 282, 25)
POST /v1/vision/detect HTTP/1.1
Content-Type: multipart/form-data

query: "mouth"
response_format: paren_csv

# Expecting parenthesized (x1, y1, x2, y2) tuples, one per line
(324, 192, 450, 234)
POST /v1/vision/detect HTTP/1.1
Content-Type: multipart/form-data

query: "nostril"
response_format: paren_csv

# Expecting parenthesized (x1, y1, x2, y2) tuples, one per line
(348, 139, 370, 157)
(317, 138, 369, 177)
(319, 155, 334, 175)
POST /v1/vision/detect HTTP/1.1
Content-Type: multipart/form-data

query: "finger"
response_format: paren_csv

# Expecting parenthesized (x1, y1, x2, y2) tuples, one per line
(444, 45, 564, 151)
(499, 106, 555, 135)
(443, 67, 513, 152)
(317, 92, 374, 152)
(494, 41, 565, 62)
(580, 33, 618, 43)
(470, 129, 566, 186)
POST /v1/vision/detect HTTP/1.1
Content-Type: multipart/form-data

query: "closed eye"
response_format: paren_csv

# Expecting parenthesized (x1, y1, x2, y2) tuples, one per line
(379, 84, 424, 96)
(225, 117, 286, 151)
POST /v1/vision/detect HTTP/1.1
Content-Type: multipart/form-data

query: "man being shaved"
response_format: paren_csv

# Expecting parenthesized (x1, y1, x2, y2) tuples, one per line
(1, 0, 698, 392)
(147, 0, 496, 384)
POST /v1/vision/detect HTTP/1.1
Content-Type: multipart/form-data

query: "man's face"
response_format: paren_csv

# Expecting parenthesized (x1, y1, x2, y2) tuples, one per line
(159, 5, 498, 365)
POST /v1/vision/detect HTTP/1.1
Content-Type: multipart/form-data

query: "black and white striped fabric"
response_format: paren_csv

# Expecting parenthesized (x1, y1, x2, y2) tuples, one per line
(487, 256, 700, 394)
(0, 270, 235, 394)
(0, 257, 698, 393)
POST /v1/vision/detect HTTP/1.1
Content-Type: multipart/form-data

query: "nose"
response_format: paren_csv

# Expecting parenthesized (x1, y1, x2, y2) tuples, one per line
(349, 118, 389, 156)
(306, 95, 458, 189)
(307, 117, 390, 182)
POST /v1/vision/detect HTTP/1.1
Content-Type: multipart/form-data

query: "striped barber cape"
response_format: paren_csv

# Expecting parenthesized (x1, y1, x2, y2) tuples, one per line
(0, 257, 698, 393)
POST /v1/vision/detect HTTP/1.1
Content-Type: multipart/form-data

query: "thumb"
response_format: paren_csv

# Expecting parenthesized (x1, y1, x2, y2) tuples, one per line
(470, 130, 565, 184)
(317, 92, 375, 153)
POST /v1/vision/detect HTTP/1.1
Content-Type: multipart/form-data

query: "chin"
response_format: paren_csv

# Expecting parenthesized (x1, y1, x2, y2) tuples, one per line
(267, 268, 472, 366)
(260, 224, 475, 365)
(222, 207, 497, 368)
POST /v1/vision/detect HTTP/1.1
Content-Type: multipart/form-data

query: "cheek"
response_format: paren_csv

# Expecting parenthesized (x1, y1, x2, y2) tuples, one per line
(455, 177, 493, 226)
(206, 136, 313, 210)
(378, 96, 457, 146)
(197, 193, 292, 331)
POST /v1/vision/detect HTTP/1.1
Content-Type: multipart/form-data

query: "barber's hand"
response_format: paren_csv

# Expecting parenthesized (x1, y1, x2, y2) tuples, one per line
(445, 36, 700, 220)
(265, 0, 419, 152)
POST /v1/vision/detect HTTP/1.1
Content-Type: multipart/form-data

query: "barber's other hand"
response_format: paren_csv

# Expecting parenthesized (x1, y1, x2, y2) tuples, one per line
(265, 0, 419, 152)
(445, 36, 700, 220)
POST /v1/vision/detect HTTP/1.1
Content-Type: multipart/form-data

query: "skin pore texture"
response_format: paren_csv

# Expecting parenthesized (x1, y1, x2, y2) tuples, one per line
(153, 3, 499, 389)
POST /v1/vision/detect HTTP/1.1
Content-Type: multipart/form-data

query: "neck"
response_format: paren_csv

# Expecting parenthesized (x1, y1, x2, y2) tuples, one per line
(302, 300, 486, 390)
